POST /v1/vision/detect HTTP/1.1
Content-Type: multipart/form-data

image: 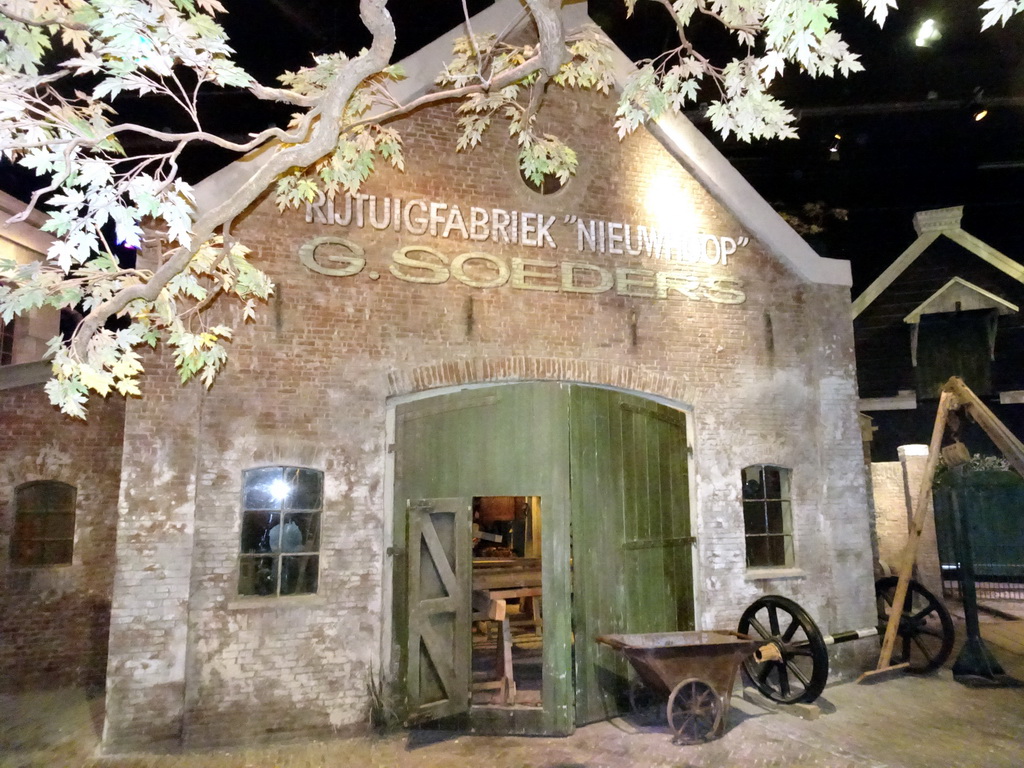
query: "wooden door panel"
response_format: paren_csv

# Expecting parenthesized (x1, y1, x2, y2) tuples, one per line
(570, 388, 693, 725)
(394, 384, 573, 735)
(405, 498, 472, 723)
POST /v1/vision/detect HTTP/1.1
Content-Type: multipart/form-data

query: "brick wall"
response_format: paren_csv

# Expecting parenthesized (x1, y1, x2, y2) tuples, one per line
(870, 446, 942, 597)
(103, 87, 875, 750)
(0, 383, 124, 692)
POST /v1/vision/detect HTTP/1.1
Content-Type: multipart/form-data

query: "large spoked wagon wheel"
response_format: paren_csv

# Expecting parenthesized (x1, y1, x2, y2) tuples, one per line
(738, 594, 830, 704)
(875, 576, 955, 673)
(666, 678, 722, 744)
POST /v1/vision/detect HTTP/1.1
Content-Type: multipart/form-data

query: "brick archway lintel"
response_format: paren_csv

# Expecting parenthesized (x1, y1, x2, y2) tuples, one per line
(387, 357, 693, 407)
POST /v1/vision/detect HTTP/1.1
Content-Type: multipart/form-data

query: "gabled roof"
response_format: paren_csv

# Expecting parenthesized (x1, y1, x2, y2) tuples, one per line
(196, 0, 850, 287)
(903, 277, 1018, 323)
(853, 206, 1024, 318)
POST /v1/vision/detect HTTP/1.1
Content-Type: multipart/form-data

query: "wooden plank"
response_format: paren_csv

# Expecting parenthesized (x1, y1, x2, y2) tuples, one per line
(872, 391, 953, 674)
(471, 569, 543, 590)
(485, 586, 544, 600)
(620, 536, 695, 550)
(620, 401, 644, 635)
(473, 557, 542, 570)
(496, 617, 516, 704)
(570, 385, 625, 724)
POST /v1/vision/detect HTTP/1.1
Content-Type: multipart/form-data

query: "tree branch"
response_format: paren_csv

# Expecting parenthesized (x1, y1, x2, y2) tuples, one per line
(349, 52, 547, 130)
(71, 0, 400, 361)
(0, 4, 88, 30)
(523, 0, 566, 77)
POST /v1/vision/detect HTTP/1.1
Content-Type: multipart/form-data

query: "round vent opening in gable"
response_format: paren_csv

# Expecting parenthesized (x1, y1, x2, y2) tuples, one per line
(520, 166, 568, 196)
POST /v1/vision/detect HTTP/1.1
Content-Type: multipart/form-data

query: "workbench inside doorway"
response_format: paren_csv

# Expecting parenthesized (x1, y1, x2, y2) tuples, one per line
(471, 496, 544, 707)
(393, 382, 695, 736)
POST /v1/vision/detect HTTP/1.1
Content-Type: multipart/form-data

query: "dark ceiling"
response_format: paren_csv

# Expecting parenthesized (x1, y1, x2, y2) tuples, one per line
(587, 0, 1024, 289)
(5, 1, 1024, 293)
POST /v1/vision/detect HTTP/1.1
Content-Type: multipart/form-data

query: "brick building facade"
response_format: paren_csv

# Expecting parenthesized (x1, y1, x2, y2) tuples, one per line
(1, 191, 125, 694)
(2, 1, 877, 753)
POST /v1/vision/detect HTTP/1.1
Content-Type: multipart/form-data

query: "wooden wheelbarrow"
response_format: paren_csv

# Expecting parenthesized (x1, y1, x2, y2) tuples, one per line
(597, 631, 778, 744)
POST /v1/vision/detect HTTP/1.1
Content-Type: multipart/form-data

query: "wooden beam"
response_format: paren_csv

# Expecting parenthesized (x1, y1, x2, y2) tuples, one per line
(944, 376, 1024, 480)
(871, 390, 954, 675)
(471, 569, 542, 591)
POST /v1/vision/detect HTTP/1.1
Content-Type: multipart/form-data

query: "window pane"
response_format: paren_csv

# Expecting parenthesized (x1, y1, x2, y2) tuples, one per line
(767, 535, 787, 567)
(241, 511, 279, 553)
(15, 514, 44, 541)
(17, 486, 44, 514)
(283, 513, 320, 552)
(766, 501, 785, 534)
(243, 467, 284, 510)
(746, 537, 770, 567)
(288, 469, 323, 511)
(763, 467, 783, 499)
(44, 540, 73, 565)
(742, 466, 764, 499)
(46, 514, 75, 540)
(743, 501, 766, 534)
(239, 555, 278, 596)
(17, 482, 74, 513)
(777, 470, 791, 500)
(280, 555, 318, 595)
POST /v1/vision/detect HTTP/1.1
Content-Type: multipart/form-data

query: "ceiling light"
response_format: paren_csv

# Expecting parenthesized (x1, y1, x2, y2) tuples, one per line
(971, 87, 988, 121)
(915, 19, 940, 47)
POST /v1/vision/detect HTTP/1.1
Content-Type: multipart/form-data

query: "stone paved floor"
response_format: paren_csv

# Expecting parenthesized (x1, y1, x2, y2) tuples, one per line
(3, 614, 1024, 768)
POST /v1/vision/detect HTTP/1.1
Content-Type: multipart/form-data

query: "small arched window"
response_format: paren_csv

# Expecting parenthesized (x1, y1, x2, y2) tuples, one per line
(11, 480, 76, 567)
(741, 465, 793, 568)
(238, 466, 322, 597)
(1, 317, 14, 365)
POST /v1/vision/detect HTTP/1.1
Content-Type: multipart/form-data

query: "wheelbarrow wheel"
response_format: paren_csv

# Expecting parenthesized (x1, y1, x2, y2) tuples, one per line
(666, 678, 722, 744)
(738, 594, 829, 704)
(875, 576, 955, 673)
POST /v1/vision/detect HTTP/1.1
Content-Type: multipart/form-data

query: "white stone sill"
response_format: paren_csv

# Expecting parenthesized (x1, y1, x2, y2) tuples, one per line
(744, 567, 807, 582)
(226, 595, 328, 611)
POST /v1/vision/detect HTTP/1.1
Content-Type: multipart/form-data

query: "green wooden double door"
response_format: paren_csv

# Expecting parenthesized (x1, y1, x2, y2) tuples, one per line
(393, 382, 694, 734)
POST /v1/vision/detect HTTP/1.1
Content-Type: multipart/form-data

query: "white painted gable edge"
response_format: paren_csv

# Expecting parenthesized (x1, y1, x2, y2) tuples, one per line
(0, 189, 53, 255)
(195, 0, 850, 287)
(903, 276, 1018, 323)
(852, 205, 1024, 318)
